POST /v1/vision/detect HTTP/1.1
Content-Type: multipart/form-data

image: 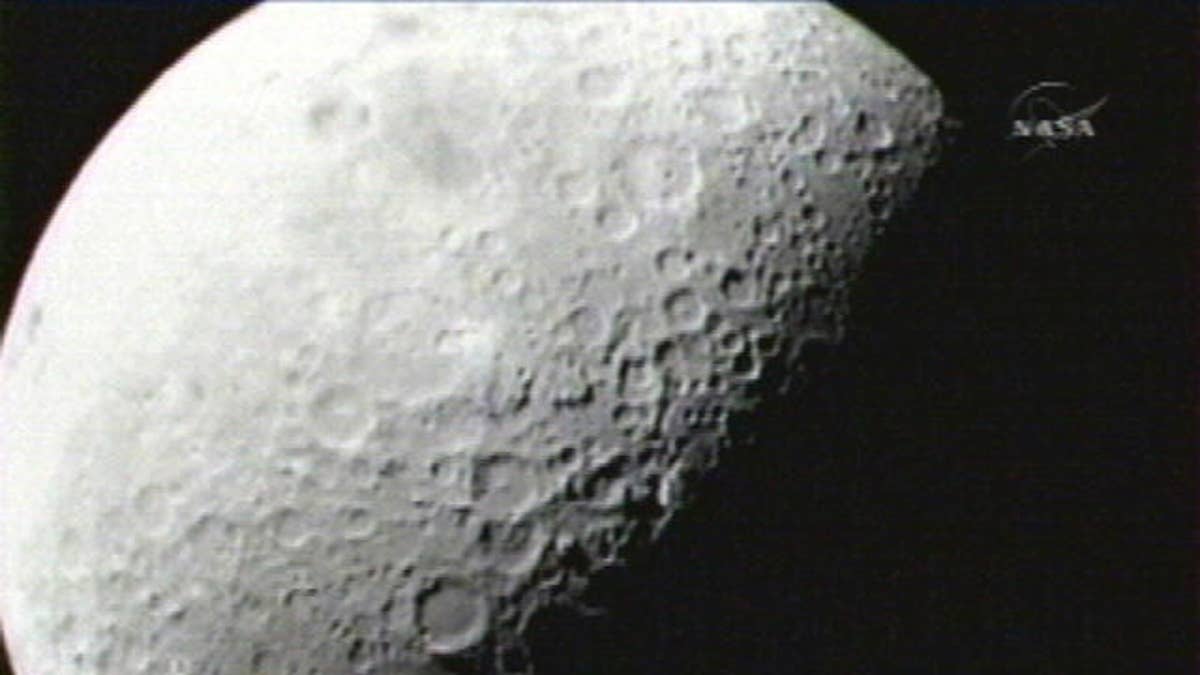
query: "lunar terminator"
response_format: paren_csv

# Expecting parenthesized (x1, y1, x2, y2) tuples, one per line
(0, 3, 944, 674)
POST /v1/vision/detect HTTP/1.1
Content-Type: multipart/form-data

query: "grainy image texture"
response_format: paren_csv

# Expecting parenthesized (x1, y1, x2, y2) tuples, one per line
(0, 4, 943, 675)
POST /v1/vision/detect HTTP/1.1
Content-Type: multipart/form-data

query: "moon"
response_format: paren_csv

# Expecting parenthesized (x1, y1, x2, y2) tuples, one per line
(0, 3, 943, 674)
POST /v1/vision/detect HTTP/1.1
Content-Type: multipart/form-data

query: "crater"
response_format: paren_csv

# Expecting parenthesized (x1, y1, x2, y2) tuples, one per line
(415, 578, 489, 655)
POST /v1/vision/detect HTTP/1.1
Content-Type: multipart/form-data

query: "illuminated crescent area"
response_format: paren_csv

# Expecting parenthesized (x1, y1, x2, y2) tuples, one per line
(0, 4, 943, 674)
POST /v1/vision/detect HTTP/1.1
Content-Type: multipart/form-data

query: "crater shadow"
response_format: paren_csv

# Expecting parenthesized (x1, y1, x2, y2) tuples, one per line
(524, 126, 970, 675)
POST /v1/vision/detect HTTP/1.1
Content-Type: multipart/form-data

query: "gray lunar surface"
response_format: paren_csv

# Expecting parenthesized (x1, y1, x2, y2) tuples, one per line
(0, 3, 944, 674)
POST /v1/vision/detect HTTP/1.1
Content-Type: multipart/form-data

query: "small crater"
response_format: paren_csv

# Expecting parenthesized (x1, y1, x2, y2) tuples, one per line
(754, 329, 783, 358)
(766, 271, 794, 306)
(612, 403, 651, 435)
(718, 267, 755, 306)
(786, 114, 826, 153)
(577, 64, 626, 100)
(485, 267, 526, 297)
(553, 306, 605, 346)
(729, 343, 761, 382)
(417, 127, 484, 189)
(309, 383, 372, 446)
(793, 201, 828, 233)
(723, 32, 750, 64)
(785, 66, 828, 84)
(131, 482, 167, 516)
(251, 648, 274, 670)
(613, 142, 700, 208)
(653, 247, 694, 281)
(592, 202, 639, 241)
(867, 192, 894, 221)
(652, 338, 678, 367)
(268, 507, 310, 548)
(378, 14, 421, 38)
(338, 505, 376, 542)
(579, 455, 632, 510)
(473, 229, 503, 256)
(472, 455, 541, 516)
(346, 638, 367, 666)
(813, 147, 844, 175)
(307, 96, 372, 140)
(415, 578, 489, 655)
(752, 212, 786, 246)
(851, 108, 896, 151)
(554, 170, 596, 206)
(475, 519, 547, 576)
(26, 304, 43, 340)
(617, 356, 657, 400)
(663, 287, 705, 331)
(545, 361, 595, 410)
(717, 328, 745, 356)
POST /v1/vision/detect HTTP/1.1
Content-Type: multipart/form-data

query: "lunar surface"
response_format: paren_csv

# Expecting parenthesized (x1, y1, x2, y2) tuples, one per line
(0, 3, 943, 674)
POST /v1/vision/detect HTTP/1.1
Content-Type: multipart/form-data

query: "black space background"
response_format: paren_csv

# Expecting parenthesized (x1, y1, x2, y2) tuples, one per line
(0, 2, 1195, 674)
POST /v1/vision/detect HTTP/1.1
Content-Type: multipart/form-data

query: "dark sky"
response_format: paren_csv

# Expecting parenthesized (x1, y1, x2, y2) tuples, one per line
(1, 3, 1195, 674)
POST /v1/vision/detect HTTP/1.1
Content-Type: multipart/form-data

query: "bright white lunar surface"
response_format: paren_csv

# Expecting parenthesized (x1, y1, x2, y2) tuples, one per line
(0, 3, 943, 674)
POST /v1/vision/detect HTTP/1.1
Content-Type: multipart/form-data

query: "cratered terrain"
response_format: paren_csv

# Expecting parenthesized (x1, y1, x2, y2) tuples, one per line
(0, 3, 943, 674)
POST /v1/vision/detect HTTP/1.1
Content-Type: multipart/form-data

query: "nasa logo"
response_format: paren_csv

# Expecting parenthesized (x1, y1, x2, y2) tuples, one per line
(1007, 81, 1108, 161)
(1010, 117, 1096, 140)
